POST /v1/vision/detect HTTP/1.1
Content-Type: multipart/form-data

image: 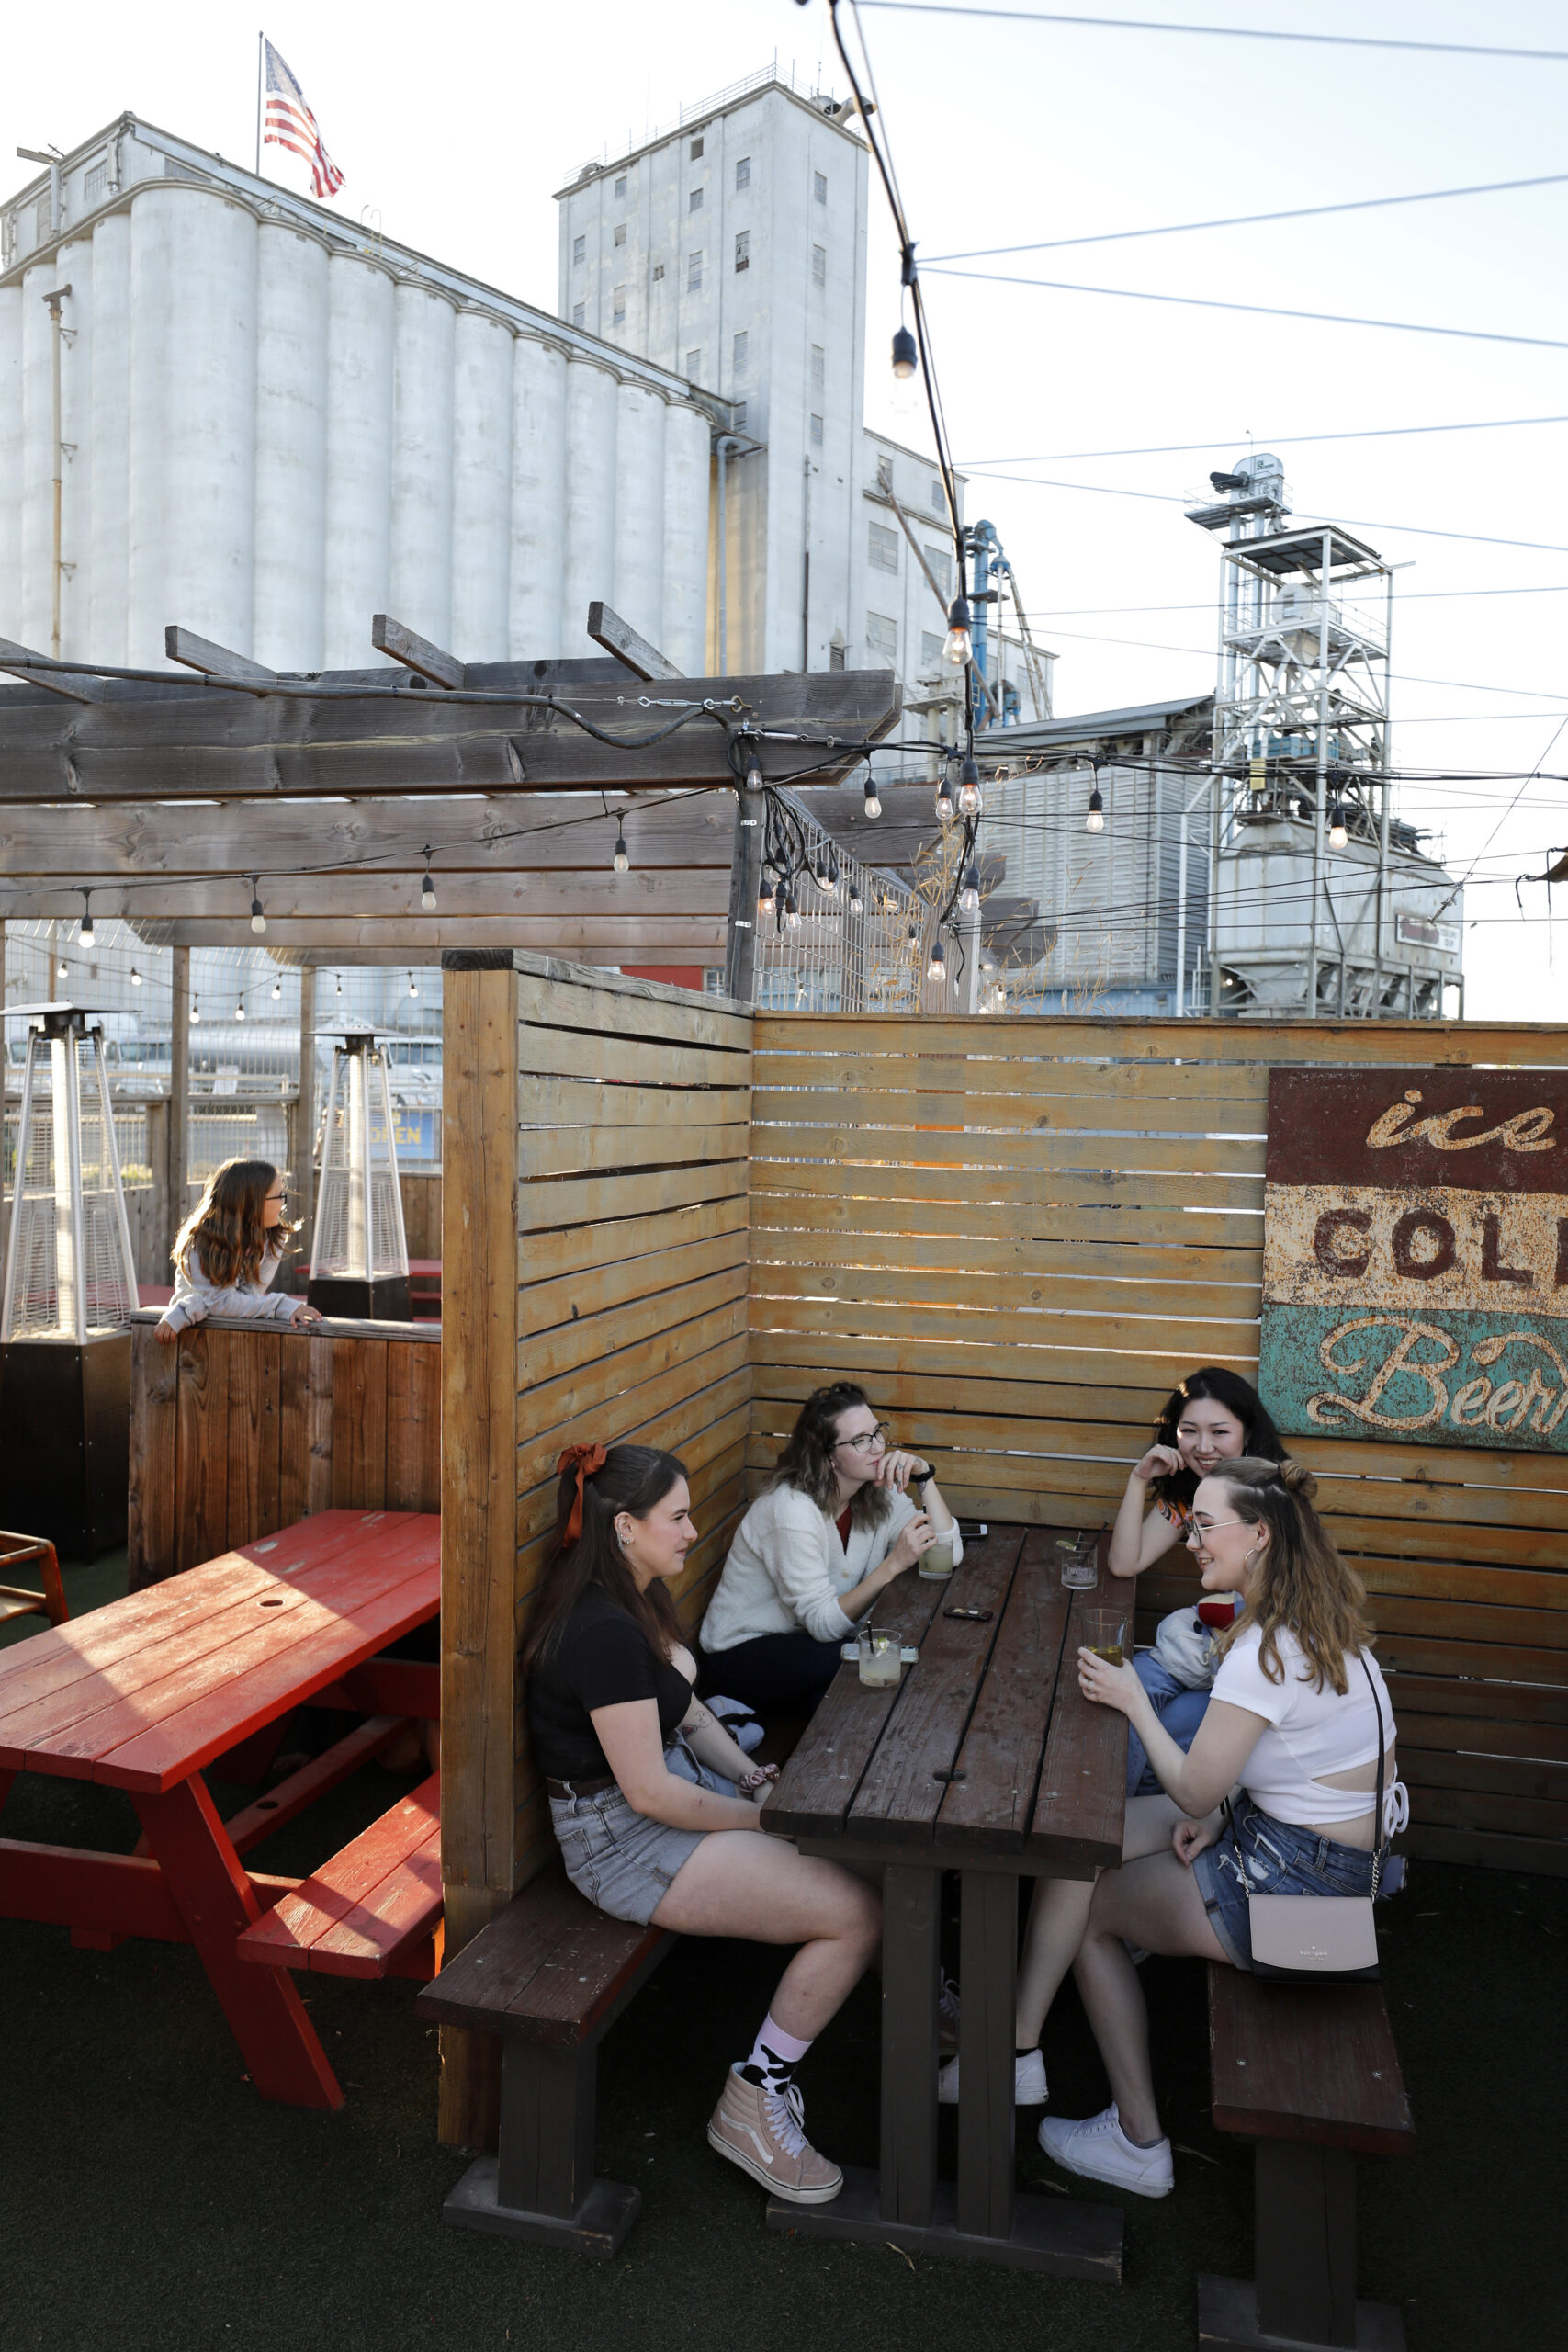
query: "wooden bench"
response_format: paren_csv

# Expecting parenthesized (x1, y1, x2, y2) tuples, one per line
(415, 1860, 675, 2257)
(1201, 1964, 1416, 2352)
(0, 1532, 68, 1630)
(237, 1770, 442, 1980)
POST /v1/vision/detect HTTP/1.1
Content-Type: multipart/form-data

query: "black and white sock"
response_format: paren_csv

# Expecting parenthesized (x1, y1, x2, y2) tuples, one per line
(736, 2013, 812, 2092)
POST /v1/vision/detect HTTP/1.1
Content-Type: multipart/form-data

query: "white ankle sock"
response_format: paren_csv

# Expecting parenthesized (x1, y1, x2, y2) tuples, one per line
(739, 2013, 813, 2087)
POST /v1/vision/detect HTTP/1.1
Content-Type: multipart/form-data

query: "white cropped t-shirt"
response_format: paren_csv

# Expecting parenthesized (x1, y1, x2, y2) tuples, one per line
(1213, 1623, 1395, 1827)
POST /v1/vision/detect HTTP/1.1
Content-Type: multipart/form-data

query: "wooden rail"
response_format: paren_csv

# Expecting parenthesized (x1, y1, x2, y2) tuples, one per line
(127, 1314, 440, 1589)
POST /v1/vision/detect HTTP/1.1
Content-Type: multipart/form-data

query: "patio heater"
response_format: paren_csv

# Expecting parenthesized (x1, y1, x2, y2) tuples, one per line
(0, 1005, 138, 1556)
(306, 1028, 412, 1320)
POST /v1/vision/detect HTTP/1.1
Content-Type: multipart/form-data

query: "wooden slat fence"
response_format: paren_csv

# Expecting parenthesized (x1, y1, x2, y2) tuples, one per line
(748, 1013, 1568, 1879)
(127, 1314, 441, 1587)
(437, 952, 751, 2142)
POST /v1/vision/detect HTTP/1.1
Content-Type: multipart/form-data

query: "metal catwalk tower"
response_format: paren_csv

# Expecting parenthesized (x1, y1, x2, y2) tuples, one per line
(1186, 457, 1460, 1018)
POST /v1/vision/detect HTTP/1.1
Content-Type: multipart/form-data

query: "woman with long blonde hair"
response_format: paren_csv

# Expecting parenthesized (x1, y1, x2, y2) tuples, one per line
(1035, 1458, 1401, 2200)
(154, 1158, 321, 1342)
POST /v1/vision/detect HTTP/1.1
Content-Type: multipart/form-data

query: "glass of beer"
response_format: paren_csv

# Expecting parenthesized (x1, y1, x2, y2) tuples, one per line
(858, 1628, 904, 1688)
(1059, 1533, 1099, 1590)
(1083, 1607, 1128, 1668)
(918, 1532, 955, 1581)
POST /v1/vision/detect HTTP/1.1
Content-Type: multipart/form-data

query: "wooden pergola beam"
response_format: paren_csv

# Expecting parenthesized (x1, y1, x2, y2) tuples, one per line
(370, 614, 465, 690)
(0, 668, 900, 804)
(119, 917, 728, 956)
(12, 870, 731, 923)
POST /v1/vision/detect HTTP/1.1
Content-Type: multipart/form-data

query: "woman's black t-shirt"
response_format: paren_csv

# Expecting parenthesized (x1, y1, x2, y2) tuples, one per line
(526, 1587, 694, 1783)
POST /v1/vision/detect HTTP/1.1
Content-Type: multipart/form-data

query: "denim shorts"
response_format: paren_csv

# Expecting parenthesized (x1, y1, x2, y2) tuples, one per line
(547, 1746, 739, 1926)
(1191, 1793, 1377, 1971)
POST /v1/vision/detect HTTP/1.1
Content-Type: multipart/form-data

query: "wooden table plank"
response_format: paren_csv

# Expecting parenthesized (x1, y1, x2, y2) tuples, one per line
(241, 1773, 441, 1974)
(938, 1531, 1072, 1852)
(0, 1553, 276, 1733)
(847, 1533, 1027, 1846)
(1024, 1572, 1127, 1874)
(761, 1572, 949, 1839)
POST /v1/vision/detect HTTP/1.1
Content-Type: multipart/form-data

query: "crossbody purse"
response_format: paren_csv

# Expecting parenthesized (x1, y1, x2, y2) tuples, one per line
(1247, 1656, 1403, 1984)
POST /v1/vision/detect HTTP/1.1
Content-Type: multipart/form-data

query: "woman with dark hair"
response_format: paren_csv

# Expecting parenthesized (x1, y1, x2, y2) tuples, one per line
(1038, 1460, 1400, 2199)
(524, 1442, 881, 2209)
(698, 1382, 960, 1717)
(154, 1158, 321, 1343)
(1109, 1368, 1289, 1795)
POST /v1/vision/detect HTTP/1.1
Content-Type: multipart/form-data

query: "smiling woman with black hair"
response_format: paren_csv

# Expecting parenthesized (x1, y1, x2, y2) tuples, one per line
(523, 1441, 881, 2210)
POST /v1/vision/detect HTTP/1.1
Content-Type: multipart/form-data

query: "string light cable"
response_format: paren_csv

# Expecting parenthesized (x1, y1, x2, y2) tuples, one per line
(856, 6, 1568, 68)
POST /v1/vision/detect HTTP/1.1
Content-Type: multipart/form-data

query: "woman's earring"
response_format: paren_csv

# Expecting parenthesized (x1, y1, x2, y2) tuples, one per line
(1243, 1544, 1262, 1577)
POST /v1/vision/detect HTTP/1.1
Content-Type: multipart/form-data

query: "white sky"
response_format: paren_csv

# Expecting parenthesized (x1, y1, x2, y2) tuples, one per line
(5, 0, 1566, 1020)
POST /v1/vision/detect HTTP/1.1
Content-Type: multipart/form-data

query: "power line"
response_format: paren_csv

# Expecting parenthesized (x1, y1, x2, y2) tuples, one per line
(963, 469, 1568, 556)
(958, 413, 1568, 468)
(924, 264, 1568, 355)
(928, 173, 1568, 267)
(857, 6, 1568, 67)
(1010, 584, 1568, 621)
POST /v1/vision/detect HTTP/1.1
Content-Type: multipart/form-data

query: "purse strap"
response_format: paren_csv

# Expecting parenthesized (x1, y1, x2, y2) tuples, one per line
(1359, 1652, 1389, 1895)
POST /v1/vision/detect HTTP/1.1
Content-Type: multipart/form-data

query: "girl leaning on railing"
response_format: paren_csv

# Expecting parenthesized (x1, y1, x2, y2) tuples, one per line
(153, 1157, 321, 1343)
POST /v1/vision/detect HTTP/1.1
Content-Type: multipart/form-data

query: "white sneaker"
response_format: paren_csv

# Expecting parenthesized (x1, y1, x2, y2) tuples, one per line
(937, 2049, 1047, 2106)
(1038, 2103, 1173, 2199)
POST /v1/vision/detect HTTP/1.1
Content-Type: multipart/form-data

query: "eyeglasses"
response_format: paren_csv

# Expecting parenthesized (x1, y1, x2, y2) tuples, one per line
(1188, 1517, 1249, 1535)
(265, 1190, 288, 1205)
(836, 1422, 890, 1453)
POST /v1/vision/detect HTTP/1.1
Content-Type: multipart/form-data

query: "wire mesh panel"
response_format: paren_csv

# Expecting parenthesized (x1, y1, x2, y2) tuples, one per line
(1, 1015, 139, 1341)
(753, 787, 928, 1013)
(310, 1040, 410, 1283)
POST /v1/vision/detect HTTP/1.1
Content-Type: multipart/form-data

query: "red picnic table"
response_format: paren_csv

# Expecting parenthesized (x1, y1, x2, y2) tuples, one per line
(0, 1509, 441, 2109)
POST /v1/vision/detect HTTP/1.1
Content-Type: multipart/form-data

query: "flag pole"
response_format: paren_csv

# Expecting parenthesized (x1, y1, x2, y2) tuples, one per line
(254, 30, 264, 177)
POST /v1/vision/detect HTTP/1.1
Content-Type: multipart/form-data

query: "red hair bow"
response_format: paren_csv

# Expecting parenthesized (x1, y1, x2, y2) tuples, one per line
(558, 1442, 607, 1544)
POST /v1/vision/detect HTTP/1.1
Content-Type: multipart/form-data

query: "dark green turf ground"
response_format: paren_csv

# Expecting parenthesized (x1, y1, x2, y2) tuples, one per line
(2, 1551, 1561, 2351)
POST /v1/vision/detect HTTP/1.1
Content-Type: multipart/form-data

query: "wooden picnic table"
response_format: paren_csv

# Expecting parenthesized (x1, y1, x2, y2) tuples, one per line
(760, 1524, 1128, 2278)
(0, 1508, 440, 2109)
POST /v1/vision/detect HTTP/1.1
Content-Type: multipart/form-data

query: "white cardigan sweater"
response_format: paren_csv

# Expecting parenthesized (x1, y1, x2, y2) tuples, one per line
(160, 1235, 299, 1333)
(700, 1480, 964, 1651)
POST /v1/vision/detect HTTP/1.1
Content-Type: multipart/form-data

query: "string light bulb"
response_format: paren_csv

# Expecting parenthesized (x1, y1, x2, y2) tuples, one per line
(408, 973, 418, 999)
(891, 323, 918, 381)
(130, 965, 143, 987)
(927, 937, 947, 982)
(613, 830, 630, 873)
(1086, 784, 1105, 834)
(420, 849, 437, 911)
(942, 595, 972, 668)
(758, 871, 777, 918)
(959, 864, 980, 913)
(1328, 802, 1348, 851)
(957, 757, 983, 818)
(783, 891, 801, 933)
(934, 770, 955, 824)
(191, 996, 201, 1024)
(863, 775, 882, 820)
(57, 957, 69, 979)
(825, 855, 840, 899)
(235, 998, 246, 1022)
(743, 744, 764, 793)
(79, 889, 94, 947)
(908, 925, 921, 965)
(249, 877, 267, 935)
(271, 975, 281, 1001)
(847, 876, 863, 913)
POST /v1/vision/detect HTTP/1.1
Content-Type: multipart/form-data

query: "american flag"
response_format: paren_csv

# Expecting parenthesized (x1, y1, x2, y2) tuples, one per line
(263, 40, 344, 199)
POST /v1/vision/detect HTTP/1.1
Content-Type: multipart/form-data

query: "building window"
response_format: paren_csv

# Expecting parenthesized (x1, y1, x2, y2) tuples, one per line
(686, 347, 702, 376)
(812, 243, 826, 288)
(810, 414, 824, 447)
(733, 401, 748, 431)
(811, 345, 825, 398)
(866, 612, 897, 664)
(613, 286, 626, 325)
(814, 170, 828, 204)
(735, 231, 750, 272)
(931, 478, 944, 514)
(572, 234, 585, 266)
(572, 302, 585, 327)
(690, 136, 704, 160)
(652, 262, 665, 281)
(614, 222, 626, 247)
(615, 175, 627, 198)
(829, 642, 846, 672)
(736, 155, 750, 190)
(924, 545, 953, 599)
(921, 632, 944, 670)
(687, 251, 704, 291)
(689, 185, 704, 214)
(732, 330, 749, 374)
(868, 522, 899, 575)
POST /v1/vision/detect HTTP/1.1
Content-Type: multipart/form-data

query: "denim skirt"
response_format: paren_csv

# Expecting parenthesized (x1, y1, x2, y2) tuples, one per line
(1191, 1792, 1377, 1971)
(547, 1748, 739, 1926)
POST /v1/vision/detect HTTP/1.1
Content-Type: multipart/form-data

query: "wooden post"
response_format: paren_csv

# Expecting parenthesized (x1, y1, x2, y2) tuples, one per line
(295, 966, 316, 1280)
(0, 914, 7, 1283)
(438, 949, 523, 2148)
(166, 946, 190, 1270)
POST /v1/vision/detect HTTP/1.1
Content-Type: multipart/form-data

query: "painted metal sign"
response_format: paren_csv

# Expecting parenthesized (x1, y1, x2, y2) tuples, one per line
(1259, 1068, 1568, 1452)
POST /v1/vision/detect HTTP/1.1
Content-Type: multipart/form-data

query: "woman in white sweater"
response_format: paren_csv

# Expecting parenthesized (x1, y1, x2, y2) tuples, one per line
(154, 1159, 321, 1342)
(699, 1383, 960, 1717)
